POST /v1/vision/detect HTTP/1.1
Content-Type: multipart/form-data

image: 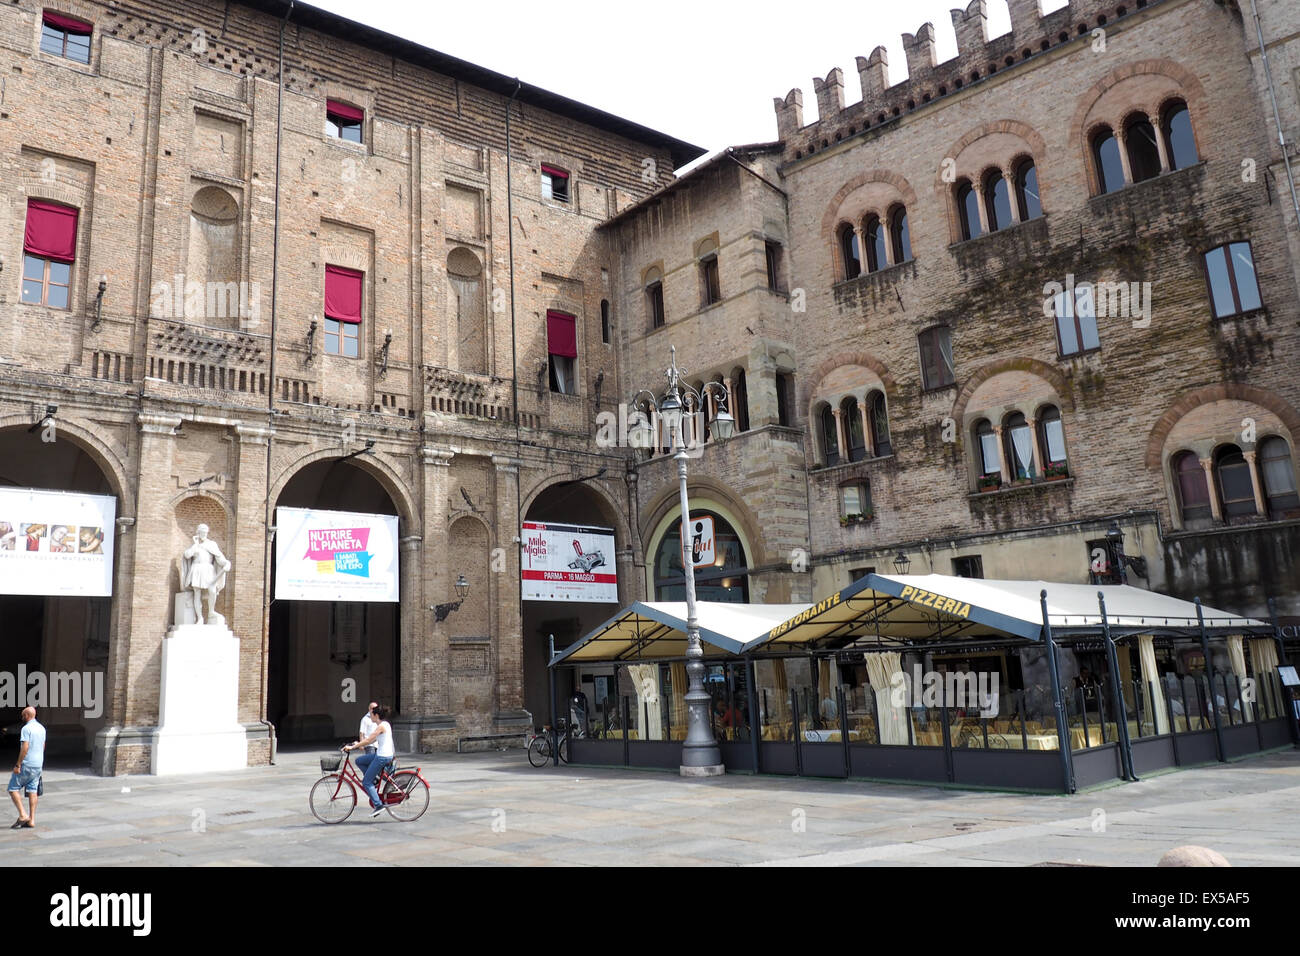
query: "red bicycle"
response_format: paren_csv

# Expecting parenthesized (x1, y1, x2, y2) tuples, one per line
(309, 749, 430, 823)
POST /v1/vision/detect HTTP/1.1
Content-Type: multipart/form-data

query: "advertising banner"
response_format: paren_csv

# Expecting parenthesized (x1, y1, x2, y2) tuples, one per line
(274, 507, 399, 602)
(521, 521, 618, 603)
(0, 486, 116, 597)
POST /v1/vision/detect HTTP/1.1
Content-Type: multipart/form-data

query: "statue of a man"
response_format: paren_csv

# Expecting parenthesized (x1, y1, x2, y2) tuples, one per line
(182, 523, 231, 626)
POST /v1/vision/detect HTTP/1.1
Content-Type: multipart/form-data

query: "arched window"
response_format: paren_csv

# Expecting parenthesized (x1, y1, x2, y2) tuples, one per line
(976, 419, 1000, 477)
(698, 238, 721, 307)
(653, 510, 749, 603)
(864, 215, 888, 273)
(1161, 100, 1197, 171)
(957, 179, 982, 241)
(819, 405, 840, 466)
(1124, 113, 1162, 183)
(1014, 159, 1042, 220)
(600, 299, 611, 344)
(1259, 436, 1300, 514)
(447, 247, 485, 373)
(983, 171, 1011, 232)
(645, 267, 665, 329)
(1004, 412, 1035, 480)
(838, 224, 861, 280)
(842, 397, 866, 462)
(186, 187, 241, 327)
(1037, 405, 1067, 472)
(869, 391, 891, 457)
(889, 205, 911, 263)
(1215, 444, 1257, 517)
(1173, 450, 1211, 523)
(1092, 127, 1124, 194)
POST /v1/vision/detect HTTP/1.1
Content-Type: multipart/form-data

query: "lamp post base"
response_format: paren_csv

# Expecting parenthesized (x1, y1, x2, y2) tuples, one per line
(680, 763, 726, 777)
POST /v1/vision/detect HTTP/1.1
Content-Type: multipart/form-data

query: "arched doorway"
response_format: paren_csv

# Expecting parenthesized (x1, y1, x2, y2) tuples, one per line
(521, 480, 627, 729)
(649, 508, 750, 603)
(268, 458, 403, 743)
(0, 425, 120, 765)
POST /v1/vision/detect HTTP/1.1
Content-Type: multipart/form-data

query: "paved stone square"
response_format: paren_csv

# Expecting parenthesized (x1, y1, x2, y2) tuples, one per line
(4, 747, 1299, 866)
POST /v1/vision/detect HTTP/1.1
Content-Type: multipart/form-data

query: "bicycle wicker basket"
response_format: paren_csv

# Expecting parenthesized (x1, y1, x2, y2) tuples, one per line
(320, 753, 342, 773)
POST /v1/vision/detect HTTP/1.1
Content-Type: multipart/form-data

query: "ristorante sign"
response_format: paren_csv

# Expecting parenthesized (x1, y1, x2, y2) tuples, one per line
(274, 507, 399, 602)
(521, 521, 617, 603)
(0, 487, 116, 597)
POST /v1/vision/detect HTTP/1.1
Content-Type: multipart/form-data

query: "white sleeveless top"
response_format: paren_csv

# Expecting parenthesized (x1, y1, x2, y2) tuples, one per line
(375, 721, 395, 758)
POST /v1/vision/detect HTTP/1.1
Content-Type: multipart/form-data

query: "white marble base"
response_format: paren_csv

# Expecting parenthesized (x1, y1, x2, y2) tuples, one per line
(151, 624, 247, 775)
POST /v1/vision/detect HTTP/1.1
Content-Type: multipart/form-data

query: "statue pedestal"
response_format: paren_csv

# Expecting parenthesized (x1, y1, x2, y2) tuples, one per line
(151, 624, 247, 775)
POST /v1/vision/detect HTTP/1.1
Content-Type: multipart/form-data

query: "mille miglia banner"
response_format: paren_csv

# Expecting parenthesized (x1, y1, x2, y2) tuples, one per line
(520, 521, 618, 603)
(0, 487, 116, 597)
(274, 507, 399, 602)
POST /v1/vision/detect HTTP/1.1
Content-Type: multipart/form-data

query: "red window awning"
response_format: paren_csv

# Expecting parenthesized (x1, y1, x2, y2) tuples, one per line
(540, 164, 568, 179)
(546, 310, 577, 358)
(43, 11, 93, 33)
(324, 265, 363, 324)
(24, 199, 79, 263)
(326, 99, 364, 123)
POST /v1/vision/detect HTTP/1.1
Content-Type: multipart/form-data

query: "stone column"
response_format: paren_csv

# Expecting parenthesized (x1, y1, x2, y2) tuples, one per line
(491, 455, 528, 729)
(1005, 167, 1023, 224)
(1199, 458, 1222, 520)
(851, 225, 866, 277)
(832, 407, 847, 462)
(1243, 450, 1266, 516)
(421, 447, 454, 717)
(858, 398, 874, 458)
(398, 532, 423, 725)
(1151, 111, 1172, 173)
(1115, 127, 1135, 186)
(1027, 417, 1043, 478)
(993, 425, 1012, 484)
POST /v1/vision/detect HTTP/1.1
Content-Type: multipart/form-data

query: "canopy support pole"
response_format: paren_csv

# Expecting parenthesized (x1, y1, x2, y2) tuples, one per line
(1195, 598, 1227, 763)
(1099, 592, 1137, 781)
(746, 659, 761, 774)
(548, 633, 559, 768)
(1042, 590, 1075, 794)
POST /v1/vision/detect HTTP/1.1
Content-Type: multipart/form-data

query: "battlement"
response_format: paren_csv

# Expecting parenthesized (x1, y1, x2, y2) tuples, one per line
(774, 0, 1167, 157)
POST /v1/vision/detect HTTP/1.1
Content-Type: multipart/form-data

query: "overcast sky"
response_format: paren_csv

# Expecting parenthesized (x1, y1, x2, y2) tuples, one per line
(311, 0, 1069, 170)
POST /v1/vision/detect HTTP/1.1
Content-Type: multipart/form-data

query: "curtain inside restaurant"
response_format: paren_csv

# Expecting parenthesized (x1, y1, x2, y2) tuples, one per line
(1116, 644, 1136, 710)
(865, 652, 911, 745)
(627, 664, 663, 740)
(1138, 635, 1169, 734)
(1227, 635, 1254, 721)
(1249, 638, 1280, 718)
(669, 662, 688, 739)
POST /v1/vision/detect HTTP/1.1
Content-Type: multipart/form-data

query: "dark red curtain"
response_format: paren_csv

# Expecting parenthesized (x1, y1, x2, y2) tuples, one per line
(43, 11, 93, 33)
(326, 99, 364, 123)
(324, 265, 363, 324)
(540, 164, 568, 178)
(546, 310, 577, 357)
(24, 200, 79, 263)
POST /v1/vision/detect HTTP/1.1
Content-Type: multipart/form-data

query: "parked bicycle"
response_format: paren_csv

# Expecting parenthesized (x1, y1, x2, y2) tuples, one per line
(527, 718, 579, 767)
(309, 748, 430, 823)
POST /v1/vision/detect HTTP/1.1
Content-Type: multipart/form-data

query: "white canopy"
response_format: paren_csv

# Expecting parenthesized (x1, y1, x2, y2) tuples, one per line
(551, 601, 810, 663)
(747, 574, 1272, 651)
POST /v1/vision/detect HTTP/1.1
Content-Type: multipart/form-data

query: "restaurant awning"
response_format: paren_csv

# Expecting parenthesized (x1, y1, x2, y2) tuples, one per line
(550, 601, 810, 664)
(746, 574, 1273, 653)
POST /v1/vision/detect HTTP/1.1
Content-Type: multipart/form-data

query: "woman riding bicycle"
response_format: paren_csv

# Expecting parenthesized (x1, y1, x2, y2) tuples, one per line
(344, 704, 394, 816)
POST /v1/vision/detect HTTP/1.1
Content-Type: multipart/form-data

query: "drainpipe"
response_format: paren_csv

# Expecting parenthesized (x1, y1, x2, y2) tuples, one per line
(505, 79, 524, 727)
(1250, 0, 1300, 228)
(258, 0, 295, 763)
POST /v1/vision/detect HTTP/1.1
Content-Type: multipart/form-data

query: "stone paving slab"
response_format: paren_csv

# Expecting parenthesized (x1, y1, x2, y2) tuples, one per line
(3, 747, 1299, 865)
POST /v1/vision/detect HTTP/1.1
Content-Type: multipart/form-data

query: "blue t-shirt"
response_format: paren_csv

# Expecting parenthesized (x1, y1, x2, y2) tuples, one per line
(20, 720, 45, 768)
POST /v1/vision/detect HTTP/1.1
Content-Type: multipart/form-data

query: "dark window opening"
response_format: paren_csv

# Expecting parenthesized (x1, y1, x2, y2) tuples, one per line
(919, 326, 955, 389)
(952, 556, 983, 578)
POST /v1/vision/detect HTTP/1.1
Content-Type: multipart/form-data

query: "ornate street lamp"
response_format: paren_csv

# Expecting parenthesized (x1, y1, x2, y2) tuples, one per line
(630, 346, 734, 776)
(1104, 521, 1148, 585)
(432, 573, 470, 622)
(893, 550, 911, 575)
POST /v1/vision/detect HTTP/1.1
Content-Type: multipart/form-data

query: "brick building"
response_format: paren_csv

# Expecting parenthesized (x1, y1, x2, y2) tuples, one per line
(6, 0, 1300, 774)
(607, 0, 1300, 691)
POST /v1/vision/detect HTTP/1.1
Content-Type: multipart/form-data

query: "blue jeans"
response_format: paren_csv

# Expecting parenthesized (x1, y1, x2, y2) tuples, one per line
(355, 753, 391, 809)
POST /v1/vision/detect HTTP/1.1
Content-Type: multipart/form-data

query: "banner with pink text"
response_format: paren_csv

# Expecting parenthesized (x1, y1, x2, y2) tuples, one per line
(274, 506, 399, 602)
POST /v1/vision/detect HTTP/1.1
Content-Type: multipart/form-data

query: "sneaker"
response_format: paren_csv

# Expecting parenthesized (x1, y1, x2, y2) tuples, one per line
(370, 806, 385, 817)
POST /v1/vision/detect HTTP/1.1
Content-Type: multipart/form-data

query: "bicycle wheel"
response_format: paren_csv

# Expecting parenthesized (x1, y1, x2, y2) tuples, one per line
(527, 735, 552, 767)
(385, 770, 430, 822)
(309, 774, 356, 824)
(558, 735, 569, 764)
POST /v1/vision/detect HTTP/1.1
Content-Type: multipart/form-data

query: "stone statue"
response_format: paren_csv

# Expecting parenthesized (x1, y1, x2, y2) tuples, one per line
(182, 523, 231, 627)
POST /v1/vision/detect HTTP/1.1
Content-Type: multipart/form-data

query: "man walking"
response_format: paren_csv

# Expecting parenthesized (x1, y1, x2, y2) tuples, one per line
(8, 706, 45, 829)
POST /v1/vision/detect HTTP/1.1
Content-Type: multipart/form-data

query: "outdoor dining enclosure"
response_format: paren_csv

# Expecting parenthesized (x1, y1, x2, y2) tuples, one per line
(552, 574, 1297, 793)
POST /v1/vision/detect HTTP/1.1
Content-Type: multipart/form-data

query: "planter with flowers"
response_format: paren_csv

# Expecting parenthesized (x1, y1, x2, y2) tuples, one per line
(1044, 462, 1070, 481)
(977, 474, 1002, 493)
(840, 509, 875, 527)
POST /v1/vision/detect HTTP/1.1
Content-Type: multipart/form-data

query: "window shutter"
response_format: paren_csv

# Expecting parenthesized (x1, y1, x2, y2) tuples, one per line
(43, 11, 92, 33)
(546, 310, 577, 358)
(326, 99, 364, 123)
